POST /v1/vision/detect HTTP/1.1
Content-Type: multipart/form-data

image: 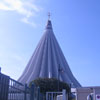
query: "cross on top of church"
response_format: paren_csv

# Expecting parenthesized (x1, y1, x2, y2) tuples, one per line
(48, 12, 51, 20)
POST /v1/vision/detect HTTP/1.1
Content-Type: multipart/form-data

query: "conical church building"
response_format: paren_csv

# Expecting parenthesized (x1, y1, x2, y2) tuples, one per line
(18, 19, 81, 87)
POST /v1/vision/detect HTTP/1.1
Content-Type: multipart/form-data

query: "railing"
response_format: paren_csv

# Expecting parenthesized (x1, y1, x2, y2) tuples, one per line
(8, 78, 30, 100)
(0, 73, 37, 100)
(0, 72, 70, 100)
(0, 73, 9, 100)
(46, 90, 67, 100)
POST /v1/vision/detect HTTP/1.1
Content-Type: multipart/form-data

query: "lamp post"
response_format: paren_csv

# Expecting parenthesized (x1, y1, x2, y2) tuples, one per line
(58, 64, 64, 91)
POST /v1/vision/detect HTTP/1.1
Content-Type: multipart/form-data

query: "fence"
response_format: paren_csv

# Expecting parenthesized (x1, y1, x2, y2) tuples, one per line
(0, 73, 9, 100)
(0, 73, 39, 100)
(0, 72, 70, 100)
(46, 90, 67, 100)
(8, 78, 30, 100)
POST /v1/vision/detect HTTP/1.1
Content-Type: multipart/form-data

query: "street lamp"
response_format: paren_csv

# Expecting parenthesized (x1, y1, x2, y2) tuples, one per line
(58, 64, 64, 91)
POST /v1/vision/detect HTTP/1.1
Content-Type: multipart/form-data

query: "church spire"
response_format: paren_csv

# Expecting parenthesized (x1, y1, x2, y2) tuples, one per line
(46, 13, 52, 30)
(45, 20, 52, 29)
(18, 18, 81, 88)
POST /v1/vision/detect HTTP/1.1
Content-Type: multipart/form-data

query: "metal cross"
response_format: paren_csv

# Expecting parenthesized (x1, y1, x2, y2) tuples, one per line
(48, 12, 51, 19)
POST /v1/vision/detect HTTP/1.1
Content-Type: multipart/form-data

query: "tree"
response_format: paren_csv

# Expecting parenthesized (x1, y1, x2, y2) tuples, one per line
(29, 78, 70, 94)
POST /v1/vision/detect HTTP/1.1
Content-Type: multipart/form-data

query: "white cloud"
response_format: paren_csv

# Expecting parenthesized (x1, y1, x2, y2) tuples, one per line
(0, 0, 41, 27)
(0, 2, 13, 10)
(21, 17, 36, 27)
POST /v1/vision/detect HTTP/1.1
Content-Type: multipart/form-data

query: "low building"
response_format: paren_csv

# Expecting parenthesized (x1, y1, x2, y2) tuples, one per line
(75, 87, 100, 100)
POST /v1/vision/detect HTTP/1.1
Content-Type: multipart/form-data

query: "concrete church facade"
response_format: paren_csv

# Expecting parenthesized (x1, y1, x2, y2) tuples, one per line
(18, 19, 81, 88)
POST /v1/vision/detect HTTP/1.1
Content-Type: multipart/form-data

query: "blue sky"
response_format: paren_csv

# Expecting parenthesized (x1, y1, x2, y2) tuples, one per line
(0, 0, 100, 87)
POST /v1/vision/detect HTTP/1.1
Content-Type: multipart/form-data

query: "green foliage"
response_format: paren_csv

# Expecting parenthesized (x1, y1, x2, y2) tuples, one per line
(29, 78, 70, 94)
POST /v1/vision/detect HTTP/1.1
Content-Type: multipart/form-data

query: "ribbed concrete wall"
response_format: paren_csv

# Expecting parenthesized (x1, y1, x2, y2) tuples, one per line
(18, 20, 81, 88)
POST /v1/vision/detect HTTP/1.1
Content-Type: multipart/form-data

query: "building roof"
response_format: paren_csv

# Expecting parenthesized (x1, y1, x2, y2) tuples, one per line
(18, 20, 81, 87)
